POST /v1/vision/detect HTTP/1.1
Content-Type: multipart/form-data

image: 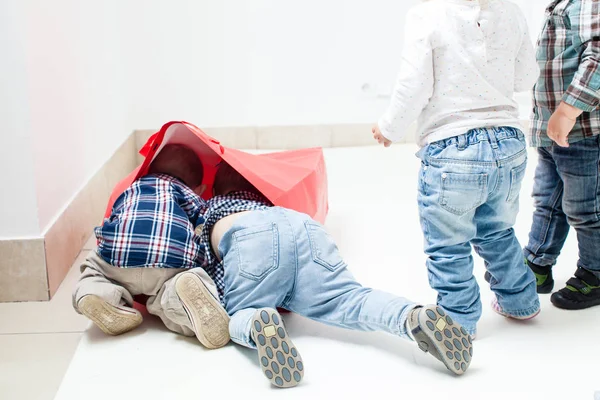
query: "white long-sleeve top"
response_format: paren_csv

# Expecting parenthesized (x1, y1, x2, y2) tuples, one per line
(378, 0, 539, 147)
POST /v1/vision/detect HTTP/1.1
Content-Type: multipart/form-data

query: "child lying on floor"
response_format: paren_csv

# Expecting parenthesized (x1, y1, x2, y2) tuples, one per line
(73, 144, 230, 349)
(194, 161, 473, 388)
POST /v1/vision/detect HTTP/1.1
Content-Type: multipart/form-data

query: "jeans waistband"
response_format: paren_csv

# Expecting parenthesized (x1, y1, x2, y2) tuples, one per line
(433, 127, 523, 150)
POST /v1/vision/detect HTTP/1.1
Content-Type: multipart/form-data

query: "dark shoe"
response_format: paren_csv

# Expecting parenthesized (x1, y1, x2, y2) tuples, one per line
(408, 305, 473, 375)
(251, 308, 303, 388)
(484, 260, 553, 294)
(551, 268, 600, 310)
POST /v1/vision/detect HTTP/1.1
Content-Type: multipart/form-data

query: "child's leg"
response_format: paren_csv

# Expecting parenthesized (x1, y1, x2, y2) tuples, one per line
(231, 307, 305, 387)
(218, 209, 305, 386)
(286, 221, 472, 375)
(472, 203, 539, 319)
(546, 137, 600, 309)
(146, 268, 230, 349)
(72, 252, 142, 335)
(524, 146, 570, 291)
(472, 132, 539, 318)
(417, 163, 482, 335)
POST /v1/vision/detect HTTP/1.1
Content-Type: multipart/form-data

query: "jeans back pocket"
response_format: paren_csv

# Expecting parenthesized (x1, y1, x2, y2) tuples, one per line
(439, 172, 488, 216)
(233, 223, 279, 281)
(507, 161, 527, 203)
(305, 222, 345, 271)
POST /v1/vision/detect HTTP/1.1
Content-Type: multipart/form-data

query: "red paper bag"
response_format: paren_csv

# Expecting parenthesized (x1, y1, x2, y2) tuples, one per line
(104, 121, 329, 224)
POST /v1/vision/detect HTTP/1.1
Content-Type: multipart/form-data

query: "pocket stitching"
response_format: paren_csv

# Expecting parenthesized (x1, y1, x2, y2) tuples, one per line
(234, 223, 279, 281)
(304, 221, 344, 272)
(439, 173, 488, 215)
(507, 162, 527, 203)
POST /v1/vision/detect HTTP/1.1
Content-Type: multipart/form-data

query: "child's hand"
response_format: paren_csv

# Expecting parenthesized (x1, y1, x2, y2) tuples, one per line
(372, 125, 392, 147)
(547, 102, 582, 148)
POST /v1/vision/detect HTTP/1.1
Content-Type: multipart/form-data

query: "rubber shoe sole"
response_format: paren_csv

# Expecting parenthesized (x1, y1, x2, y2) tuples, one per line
(77, 295, 143, 336)
(175, 273, 231, 349)
(409, 305, 473, 375)
(251, 308, 303, 388)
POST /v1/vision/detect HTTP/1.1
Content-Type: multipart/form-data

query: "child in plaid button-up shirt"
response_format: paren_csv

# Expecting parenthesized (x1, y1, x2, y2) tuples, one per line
(524, 0, 600, 310)
(72, 144, 230, 349)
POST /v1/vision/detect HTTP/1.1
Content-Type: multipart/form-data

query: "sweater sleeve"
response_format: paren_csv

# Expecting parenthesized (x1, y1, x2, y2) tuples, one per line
(378, 7, 434, 142)
(563, 0, 600, 111)
(513, 6, 540, 92)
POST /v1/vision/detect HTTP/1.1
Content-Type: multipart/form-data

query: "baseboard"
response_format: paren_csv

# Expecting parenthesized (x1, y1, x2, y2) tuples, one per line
(134, 123, 411, 163)
(0, 237, 48, 302)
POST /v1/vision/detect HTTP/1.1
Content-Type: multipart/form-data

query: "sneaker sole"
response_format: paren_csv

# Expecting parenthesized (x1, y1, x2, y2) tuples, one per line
(78, 295, 143, 336)
(252, 308, 303, 388)
(412, 306, 473, 375)
(175, 273, 231, 349)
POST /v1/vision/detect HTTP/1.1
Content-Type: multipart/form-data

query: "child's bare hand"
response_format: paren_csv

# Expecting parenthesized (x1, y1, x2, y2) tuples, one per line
(372, 125, 392, 147)
(547, 102, 582, 148)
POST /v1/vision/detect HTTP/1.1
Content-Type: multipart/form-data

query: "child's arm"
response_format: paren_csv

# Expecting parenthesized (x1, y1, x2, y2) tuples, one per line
(563, 0, 600, 113)
(513, 7, 539, 92)
(548, 0, 600, 147)
(377, 7, 434, 144)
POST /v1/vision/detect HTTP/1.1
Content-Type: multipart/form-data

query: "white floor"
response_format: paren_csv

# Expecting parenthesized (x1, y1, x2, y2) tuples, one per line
(2, 145, 599, 400)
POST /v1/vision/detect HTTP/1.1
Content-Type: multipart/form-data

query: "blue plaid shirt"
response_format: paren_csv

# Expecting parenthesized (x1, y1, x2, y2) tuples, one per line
(96, 174, 208, 269)
(530, 0, 600, 147)
(199, 191, 271, 303)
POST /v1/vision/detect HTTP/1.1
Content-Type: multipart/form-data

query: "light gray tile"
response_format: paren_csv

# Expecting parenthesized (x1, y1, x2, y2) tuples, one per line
(257, 125, 333, 149)
(0, 238, 48, 302)
(202, 127, 258, 149)
(0, 251, 90, 334)
(331, 124, 376, 147)
(0, 332, 82, 400)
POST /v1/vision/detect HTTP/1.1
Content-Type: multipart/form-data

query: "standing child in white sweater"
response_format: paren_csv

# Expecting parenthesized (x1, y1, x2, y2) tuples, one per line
(373, 0, 541, 336)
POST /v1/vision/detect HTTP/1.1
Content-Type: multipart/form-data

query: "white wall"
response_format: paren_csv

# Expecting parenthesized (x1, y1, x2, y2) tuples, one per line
(0, 0, 548, 238)
(0, 1, 40, 238)
(22, 0, 137, 232)
(121, 0, 419, 127)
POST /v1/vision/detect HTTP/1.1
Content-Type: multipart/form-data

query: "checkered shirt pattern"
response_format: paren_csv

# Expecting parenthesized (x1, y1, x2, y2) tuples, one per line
(199, 191, 271, 303)
(530, 0, 600, 147)
(95, 174, 208, 269)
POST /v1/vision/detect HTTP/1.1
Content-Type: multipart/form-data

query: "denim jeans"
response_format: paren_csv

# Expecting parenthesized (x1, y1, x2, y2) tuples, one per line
(217, 207, 419, 348)
(525, 136, 600, 276)
(417, 127, 540, 334)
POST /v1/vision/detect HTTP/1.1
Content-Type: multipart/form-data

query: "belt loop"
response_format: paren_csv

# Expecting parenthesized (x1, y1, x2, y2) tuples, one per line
(457, 134, 467, 150)
(488, 129, 499, 149)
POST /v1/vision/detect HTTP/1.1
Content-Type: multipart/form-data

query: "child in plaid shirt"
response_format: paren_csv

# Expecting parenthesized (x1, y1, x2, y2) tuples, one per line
(524, 0, 600, 309)
(73, 144, 230, 349)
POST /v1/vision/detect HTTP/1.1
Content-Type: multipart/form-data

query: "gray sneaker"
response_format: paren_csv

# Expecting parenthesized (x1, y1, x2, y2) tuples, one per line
(407, 305, 473, 375)
(251, 308, 304, 388)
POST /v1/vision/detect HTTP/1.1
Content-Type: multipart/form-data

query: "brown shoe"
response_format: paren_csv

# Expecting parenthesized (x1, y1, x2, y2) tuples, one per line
(175, 272, 231, 349)
(77, 295, 143, 335)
